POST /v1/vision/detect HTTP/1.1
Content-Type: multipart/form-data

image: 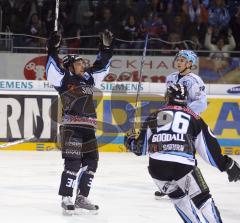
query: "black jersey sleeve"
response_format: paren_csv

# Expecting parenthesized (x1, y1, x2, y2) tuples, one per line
(194, 118, 229, 172)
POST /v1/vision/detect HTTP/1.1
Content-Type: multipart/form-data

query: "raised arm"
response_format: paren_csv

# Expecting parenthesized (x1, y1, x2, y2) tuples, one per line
(87, 30, 114, 85)
(45, 32, 66, 87)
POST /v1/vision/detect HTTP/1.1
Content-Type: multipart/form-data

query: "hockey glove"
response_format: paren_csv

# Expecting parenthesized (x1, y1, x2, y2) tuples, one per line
(100, 29, 113, 48)
(124, 129, 143, 156)
(225, 157, 240, 182)
(47, 31, 62, 52)
(124, 129, 137, 152)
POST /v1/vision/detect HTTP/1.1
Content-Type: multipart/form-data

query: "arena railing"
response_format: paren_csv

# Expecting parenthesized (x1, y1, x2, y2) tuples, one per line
(0, 32, 239, 57)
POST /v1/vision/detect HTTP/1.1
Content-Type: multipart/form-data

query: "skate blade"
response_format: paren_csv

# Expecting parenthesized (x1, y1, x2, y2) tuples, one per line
(62, 209, 75, 216)
(74, 208, 98, 215)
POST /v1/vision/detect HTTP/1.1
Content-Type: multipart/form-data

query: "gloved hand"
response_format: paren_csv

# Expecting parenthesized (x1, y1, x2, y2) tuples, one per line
(226, 157, 240, 182)
(47, 31, 62, 51)
(124, 129, 138, 152)
(100, 29, 113, 48)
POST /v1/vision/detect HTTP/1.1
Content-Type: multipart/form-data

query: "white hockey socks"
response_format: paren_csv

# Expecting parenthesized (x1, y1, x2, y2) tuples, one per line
(199, 198, 223, 223)
(173, 195, 201, 223)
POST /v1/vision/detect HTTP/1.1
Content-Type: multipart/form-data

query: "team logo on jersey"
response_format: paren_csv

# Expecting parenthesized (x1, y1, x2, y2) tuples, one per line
(227, 86, 240, 94)
(182, 80, 190, 87)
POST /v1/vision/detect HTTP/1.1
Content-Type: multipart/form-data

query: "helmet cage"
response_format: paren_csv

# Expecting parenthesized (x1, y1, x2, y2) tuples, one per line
(166, 84, 188, 106)
(63, 55, 83, 69)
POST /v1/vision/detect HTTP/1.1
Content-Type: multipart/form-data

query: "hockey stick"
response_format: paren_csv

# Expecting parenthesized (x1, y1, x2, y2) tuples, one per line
(54, 0, 60, 31)
(0, 116, 44, 149)
(132, 33, 149, 130)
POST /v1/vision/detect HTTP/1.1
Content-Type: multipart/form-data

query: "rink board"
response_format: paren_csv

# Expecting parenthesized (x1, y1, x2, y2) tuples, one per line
(0, 142, 239, 156)
(0, 92, 239, 154)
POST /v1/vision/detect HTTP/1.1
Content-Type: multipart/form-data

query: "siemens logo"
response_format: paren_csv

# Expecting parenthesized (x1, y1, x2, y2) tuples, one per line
(100, 83, 143, 92)
(0, 81, 33, 90)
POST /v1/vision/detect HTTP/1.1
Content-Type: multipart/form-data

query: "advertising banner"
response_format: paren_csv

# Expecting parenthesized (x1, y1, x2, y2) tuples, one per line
(1, 79, 240, 96)
(0, 91, 239, 154)
(201, 98, 240, 154)
(199, 57, 240, 84)
(96, 95, 240, 154)
(0, 92, 58, 150)
(0, 53, 240, 84)
(0, 53, 197, 82)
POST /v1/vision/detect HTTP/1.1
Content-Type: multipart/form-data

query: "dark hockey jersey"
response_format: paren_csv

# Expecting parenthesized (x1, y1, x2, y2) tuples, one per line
(46, 48, 112, 128)
(133, 105, 229, 172)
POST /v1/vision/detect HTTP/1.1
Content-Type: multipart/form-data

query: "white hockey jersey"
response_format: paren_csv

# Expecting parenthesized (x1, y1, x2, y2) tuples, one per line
(166, 72, 207, 114)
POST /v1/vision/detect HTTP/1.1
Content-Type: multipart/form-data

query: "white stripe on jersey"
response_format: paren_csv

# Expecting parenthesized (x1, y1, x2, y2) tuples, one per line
(149, 152, 196, 166)
(46, 56, 65, 87)
(92, 62, 110, 86)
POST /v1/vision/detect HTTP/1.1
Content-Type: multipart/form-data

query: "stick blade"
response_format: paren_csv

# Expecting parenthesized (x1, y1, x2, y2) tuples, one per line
(33, 116, 44, 139)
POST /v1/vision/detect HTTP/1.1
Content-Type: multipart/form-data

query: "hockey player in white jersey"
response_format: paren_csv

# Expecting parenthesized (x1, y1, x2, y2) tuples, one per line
(155, 50, 208, 199)
(166, 50, 207, 115)
(125, 83, 240, 223)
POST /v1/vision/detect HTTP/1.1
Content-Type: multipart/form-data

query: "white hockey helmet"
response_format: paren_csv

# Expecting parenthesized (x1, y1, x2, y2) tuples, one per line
(175, 50, 197, 65)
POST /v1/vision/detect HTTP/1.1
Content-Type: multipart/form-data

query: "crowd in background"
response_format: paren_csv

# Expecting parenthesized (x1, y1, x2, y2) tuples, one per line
(0, 0, 240, 55)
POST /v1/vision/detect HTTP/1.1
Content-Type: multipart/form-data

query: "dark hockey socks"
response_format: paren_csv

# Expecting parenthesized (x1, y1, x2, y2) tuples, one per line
(77, 170, 95, 197)
(59, 170, 77, 196)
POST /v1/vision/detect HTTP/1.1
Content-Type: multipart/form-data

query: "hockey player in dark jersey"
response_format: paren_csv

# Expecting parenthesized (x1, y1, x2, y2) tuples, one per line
(46, 30, 113, 215)
(125, 84, 240, 222)
(155, 50, 207, 199)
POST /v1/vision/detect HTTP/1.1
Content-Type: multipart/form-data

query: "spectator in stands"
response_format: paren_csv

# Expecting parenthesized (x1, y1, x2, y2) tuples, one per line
(204, 26, 236, 77)
(168, 14, 187, 41)
(204, 26, 236, 58)
(25, 12, 47, 48)
(148, 13, 167, 38)
(134, 0, 151, 19)
(66, 27, 81, 54)
(136, 15, 149, 48)
(69, 0, 93, 31)
(208, 0, 230, 33)
(188, 34, 202, 50)
(183, 0, 208, 24)
(230, 4, 240, 51)
(186, 11, 208, 47)
(148, 13, 168, 49)
(161, 32, 186, 55)
(227, 0, 240, 17)
(119, 14, 140, 50)
(1, 0, 32, 33)
(94, 7, 116, 35)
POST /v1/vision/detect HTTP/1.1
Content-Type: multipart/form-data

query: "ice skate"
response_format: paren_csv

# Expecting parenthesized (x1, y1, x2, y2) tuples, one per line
(61, 196, 75, 215)
(155, 191, 166, 200)
(75, 194, 99, 215)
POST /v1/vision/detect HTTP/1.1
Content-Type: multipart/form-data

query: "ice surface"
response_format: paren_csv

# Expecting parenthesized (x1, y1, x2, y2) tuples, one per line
(0, 151, 239, 223)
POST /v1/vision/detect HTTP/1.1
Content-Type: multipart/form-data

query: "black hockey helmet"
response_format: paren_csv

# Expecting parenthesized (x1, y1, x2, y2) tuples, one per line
(63, 54, 83, 69)
(165, 83, 188, 106)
